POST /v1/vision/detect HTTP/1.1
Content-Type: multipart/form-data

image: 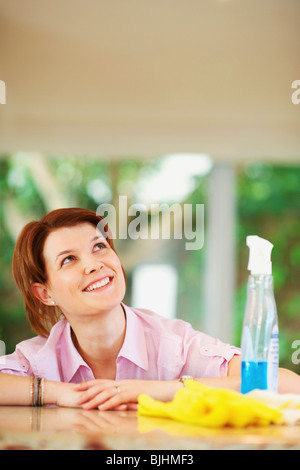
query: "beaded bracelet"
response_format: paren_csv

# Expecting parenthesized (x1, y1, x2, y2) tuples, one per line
(30, 377, 45, 406)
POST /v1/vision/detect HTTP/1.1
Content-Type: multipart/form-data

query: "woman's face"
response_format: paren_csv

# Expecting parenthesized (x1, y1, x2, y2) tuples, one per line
(33, 223, 126, 320)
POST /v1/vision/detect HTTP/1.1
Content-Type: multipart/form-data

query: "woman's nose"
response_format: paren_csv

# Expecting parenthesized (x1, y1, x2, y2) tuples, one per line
(82, 254, 103, 274)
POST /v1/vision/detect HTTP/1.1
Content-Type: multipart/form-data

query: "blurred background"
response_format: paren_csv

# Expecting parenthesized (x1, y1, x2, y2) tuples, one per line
(0, 0, 299, 372)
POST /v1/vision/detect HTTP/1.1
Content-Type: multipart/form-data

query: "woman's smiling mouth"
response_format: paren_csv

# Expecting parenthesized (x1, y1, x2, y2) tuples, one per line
(83, 276, 113, 292)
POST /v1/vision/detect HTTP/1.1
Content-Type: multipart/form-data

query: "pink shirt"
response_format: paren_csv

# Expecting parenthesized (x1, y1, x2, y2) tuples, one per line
(0, 304, 240, 383)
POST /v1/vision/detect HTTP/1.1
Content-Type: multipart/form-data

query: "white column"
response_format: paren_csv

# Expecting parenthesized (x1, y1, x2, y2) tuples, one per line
(203, 163, 236, 344)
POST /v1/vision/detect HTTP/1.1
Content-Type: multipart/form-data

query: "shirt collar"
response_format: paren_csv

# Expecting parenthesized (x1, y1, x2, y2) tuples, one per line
(117, 303, 149, 371)
(61, 321, 93, 383)
(37, 304, 149, 382)
(34, 318, 91, 383)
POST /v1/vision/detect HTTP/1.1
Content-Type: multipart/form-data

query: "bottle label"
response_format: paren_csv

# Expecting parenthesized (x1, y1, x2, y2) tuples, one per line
(267, 324, 279, 392)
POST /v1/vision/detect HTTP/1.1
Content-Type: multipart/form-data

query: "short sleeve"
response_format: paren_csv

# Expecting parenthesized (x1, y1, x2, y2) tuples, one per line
(180, 331, 241, 379)
(0, 351, 33, 377)
(197, 341, 241, 377)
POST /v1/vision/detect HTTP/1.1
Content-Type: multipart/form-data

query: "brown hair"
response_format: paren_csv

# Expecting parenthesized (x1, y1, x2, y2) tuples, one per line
(12, 207, 120, 337)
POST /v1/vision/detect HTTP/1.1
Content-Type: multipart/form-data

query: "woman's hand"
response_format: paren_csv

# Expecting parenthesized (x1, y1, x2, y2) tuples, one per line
(74, 379, 183, 411)
(46, 376, 241, 410)
(45, 380, 81, 408)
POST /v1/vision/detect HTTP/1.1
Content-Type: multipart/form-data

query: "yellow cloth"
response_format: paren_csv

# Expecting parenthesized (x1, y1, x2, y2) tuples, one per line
(137, 380, 283, 428)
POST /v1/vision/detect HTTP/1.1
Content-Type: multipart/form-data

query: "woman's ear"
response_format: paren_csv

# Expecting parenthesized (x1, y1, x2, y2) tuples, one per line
(31, 283, 54, 306)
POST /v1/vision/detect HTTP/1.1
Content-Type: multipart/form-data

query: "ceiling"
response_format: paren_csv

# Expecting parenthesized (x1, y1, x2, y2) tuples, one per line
(0, 0, 299, 163)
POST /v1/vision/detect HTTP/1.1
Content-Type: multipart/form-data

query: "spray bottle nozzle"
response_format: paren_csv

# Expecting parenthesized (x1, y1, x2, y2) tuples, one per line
(247, 235, 273, 275)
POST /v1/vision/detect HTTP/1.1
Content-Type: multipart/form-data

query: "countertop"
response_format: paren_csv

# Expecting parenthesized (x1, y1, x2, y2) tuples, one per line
(1, 405, 300, 450)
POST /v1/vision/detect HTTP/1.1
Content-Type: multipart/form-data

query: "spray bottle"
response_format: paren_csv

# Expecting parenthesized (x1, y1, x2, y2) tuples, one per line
(240, 235, 279, 394)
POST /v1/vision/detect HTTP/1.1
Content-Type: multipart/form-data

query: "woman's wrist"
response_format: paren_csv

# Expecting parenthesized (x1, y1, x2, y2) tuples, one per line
(158, 379, 185, 398)
(44, 380, 61, 406)
(44, 380, 81, 408)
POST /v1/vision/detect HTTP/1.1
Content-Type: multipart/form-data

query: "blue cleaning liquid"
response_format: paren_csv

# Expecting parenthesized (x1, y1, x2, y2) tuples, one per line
(241, 361, 268, 394)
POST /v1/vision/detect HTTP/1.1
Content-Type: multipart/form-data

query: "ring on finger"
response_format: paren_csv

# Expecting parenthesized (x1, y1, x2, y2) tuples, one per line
(115, 385, 121, 394)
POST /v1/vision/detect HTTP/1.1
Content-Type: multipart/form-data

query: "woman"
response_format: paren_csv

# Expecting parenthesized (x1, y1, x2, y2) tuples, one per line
(0, 208, 298, 410)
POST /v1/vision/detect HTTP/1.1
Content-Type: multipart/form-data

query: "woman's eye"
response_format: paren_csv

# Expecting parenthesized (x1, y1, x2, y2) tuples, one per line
(94, 242, 107, 251)
(61, 255, 75, 266)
